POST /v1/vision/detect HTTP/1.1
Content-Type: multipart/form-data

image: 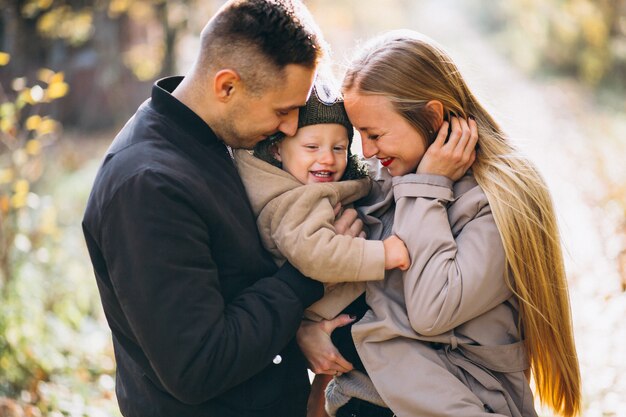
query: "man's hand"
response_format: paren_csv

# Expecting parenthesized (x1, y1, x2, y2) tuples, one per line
(296, 315, 355, 376)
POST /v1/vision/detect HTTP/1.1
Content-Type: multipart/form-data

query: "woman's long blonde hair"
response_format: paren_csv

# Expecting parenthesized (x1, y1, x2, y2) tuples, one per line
(344, 30, 581, 417)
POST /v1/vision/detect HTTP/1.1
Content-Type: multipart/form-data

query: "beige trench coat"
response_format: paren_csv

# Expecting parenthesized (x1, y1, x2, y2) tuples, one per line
(352, 163, 537, 417)
(233, 150, 383, 320)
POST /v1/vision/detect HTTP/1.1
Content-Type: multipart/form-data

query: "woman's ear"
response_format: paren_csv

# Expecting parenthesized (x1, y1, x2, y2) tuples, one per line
(213, 69, 240, 102)
(425, 100, 444, 130)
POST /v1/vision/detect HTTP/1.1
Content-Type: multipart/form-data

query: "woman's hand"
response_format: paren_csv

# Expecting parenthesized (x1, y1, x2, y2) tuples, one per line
(296, 314, 355, 376)
(417, 116, 478, 181)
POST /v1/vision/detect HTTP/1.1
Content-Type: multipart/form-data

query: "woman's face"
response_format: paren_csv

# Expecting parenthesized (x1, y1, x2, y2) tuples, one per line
(344, 92, 427, 177)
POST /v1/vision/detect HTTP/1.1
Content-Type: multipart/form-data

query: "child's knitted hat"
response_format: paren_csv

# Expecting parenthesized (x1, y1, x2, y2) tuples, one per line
(297, 89, 354, 142)
(254, 87, 367, 180)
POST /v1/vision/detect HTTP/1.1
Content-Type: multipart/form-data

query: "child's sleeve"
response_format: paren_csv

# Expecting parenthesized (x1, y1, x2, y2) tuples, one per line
(304, 282, 366, 321)
(263, 180, 385, 283)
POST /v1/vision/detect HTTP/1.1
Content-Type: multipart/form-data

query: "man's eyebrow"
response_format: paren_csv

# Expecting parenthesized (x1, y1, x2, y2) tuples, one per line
(278, 103, 305, 112)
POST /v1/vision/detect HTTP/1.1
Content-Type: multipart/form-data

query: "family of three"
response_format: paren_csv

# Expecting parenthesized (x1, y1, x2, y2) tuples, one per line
(82, 0, 582, 416)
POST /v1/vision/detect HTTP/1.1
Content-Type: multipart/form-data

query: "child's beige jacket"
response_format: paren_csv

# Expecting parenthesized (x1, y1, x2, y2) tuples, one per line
(233, 149, 384, 320)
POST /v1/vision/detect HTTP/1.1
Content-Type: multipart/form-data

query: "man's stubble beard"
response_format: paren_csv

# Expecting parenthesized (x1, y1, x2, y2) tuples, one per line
(213, 105, 260, 150)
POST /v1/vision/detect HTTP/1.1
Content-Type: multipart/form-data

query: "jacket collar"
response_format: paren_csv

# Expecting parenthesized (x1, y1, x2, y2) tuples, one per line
(150, 76, 222, 148)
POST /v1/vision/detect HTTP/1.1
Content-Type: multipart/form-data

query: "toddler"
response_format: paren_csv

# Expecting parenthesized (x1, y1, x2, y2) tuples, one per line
(233, 87, 409, 321)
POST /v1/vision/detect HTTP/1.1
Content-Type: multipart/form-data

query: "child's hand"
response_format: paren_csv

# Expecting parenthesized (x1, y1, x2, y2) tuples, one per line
(383, 235, 410, 271)
(417, 116, 477, 181)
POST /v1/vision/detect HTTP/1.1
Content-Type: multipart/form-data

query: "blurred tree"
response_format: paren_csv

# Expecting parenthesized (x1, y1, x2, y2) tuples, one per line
(0, 0, 223, 131)
(0, 52, 123, 415)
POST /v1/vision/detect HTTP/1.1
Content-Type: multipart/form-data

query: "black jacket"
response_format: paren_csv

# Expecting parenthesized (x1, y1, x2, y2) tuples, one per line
(82, 77, 324, 417)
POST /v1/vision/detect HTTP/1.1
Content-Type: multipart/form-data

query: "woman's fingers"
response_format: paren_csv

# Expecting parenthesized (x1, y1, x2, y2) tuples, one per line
(446, 116, 476, 167)
(432, 121, 450, 148)
(464, 117, 479, 160)
(445, 115, 461, 149)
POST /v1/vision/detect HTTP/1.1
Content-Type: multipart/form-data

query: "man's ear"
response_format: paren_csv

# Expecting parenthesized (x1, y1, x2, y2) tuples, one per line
(425, 100, 444, 130)
(213, 69, 240, 102)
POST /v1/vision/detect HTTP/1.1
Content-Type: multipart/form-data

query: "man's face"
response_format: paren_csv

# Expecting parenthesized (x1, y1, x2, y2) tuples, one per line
(219, 64, 316, 149)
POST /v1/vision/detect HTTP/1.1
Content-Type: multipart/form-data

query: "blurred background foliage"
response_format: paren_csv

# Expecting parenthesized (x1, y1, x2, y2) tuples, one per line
(465, 0, 626, 105)
(0, 0, 624, 415)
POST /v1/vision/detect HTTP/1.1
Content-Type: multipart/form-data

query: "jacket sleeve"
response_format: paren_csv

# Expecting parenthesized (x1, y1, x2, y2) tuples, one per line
(97, 169, 323, 404)
(391, 174, 511, 336)
(304, 282, 366, 321)
(266, 185, 385, 283)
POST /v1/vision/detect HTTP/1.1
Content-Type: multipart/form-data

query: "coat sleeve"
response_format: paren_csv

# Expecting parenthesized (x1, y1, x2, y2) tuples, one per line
(304, 282, 366, 321)
(96, 169, 323, 404)
(266, 185, 385, 283)
(391, 174, 511, 336)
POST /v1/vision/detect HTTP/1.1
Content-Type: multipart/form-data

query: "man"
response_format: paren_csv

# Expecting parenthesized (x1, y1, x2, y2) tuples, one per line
(82, 1, 361, 415)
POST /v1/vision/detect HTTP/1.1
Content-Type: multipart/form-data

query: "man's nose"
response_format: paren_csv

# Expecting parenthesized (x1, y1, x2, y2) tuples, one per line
(278, 113, 298, 137)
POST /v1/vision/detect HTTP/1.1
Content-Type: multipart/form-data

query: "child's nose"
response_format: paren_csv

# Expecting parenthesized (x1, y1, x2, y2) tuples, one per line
(318, 149, 335, 165)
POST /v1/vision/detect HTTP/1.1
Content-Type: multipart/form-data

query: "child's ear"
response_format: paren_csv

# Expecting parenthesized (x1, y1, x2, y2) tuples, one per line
(272, 143, 282, 162)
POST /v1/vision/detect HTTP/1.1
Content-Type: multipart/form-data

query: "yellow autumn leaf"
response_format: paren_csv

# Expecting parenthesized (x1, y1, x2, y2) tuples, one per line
(17, 89, 35, 106)
(49, 71, 64, 84)
(40, 206, 58, 235)
(0, 168, 15, 184)
(26, 139, 42, 155)
(37, 118, 57, 135)
(109, 0, 130, 17)
(0, 52, 10, 66)
(37, 68, 55, 83)
(47, 81, 69, 99)
(11, 192, 27, 209)
(14, 179, 29, 195)
(0, 118, 13, 134)
(0, 102, 15, 118)
(38, 0, 53, 9)
(0, 195, 9, 214)
(25, 115, 42, 131)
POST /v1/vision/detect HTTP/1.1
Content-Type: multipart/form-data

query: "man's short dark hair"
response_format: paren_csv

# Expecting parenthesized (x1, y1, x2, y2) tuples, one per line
(200, 0, 323, 92)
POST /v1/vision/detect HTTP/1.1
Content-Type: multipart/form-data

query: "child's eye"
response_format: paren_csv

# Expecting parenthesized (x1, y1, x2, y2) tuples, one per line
(333, 146, 347, 152)
(276, 110, 290, 116)
(304, 144, 318, 150)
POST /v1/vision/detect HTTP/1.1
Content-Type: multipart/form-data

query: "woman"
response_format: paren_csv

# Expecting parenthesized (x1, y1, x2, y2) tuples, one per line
(298, 30, 581, 417)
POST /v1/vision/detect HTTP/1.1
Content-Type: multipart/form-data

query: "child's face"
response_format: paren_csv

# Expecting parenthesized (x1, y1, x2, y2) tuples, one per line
(275, 124, 349, 184)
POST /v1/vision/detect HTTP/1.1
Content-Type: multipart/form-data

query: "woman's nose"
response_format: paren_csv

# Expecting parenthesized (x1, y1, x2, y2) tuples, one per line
(361, 139, 378, 158)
